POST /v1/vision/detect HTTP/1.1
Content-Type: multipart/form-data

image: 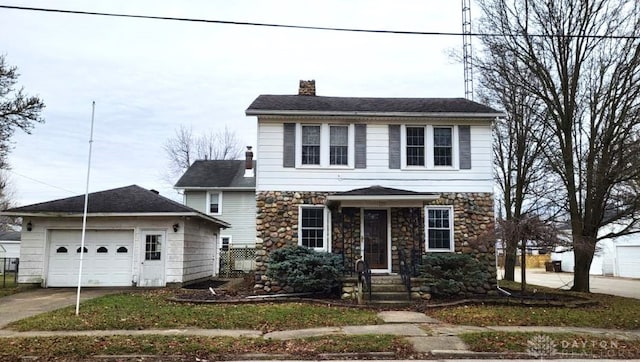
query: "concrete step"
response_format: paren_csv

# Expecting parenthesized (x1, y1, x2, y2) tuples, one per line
(369, 283, 407, 293)
(369, 291, 412, 302)
(369, 275, 404, 284)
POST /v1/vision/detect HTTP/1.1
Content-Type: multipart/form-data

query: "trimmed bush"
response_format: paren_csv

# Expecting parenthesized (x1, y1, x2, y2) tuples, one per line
(267, 246, 345, 293)
(420, 253, 491, 297)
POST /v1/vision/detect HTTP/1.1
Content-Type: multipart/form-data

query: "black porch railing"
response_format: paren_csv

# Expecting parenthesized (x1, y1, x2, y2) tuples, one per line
(398, 248, 413, 299)
(359, 259, 372, 301)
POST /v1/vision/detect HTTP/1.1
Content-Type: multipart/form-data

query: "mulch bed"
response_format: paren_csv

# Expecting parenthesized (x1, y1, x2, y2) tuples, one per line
(169, 278, 595, 310)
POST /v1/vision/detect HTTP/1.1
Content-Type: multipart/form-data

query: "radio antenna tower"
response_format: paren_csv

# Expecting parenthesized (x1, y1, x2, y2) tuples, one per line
(462, 0, 473, 100)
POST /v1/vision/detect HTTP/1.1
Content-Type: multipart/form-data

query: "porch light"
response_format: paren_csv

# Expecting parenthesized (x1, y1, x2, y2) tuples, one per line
(173, 223, 180, 232)
(26, 221, 33, 231)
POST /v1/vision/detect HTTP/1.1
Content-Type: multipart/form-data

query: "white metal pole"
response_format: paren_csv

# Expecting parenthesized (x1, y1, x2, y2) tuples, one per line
(75, 101, 95, 316)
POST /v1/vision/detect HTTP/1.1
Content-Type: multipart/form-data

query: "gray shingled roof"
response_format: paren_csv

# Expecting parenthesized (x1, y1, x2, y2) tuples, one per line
(3, 185, 229, 227)
(0, 231, 20, 241)
(333, 186, 436, 196)
(246, 95, 502, 115)
(174, 160, 256, 189)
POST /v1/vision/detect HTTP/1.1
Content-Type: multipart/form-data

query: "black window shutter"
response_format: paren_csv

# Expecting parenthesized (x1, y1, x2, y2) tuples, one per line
(283, 123, 296, 168)
(355, 124, 367, 168)
(459, 125, 471, 169)
(388, 125, 401, 169)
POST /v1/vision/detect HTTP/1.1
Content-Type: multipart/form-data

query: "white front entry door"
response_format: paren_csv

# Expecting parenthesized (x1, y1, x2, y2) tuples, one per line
(139, 231, 166, 287)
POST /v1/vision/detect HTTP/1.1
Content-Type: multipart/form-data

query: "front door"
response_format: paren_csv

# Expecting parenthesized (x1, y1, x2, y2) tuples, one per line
(139, 231, 166, 287)
(363, 209, 389, 271)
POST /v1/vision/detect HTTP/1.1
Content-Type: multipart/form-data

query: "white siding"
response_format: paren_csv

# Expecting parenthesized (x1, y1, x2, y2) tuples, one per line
(257, 120, 494, 193)
(182, 218, 218, 282)
(17, 216, 220, 286)
(185, 191, 207, 213)
(184, 190, 255, 248)
(220, 192, 256, 247)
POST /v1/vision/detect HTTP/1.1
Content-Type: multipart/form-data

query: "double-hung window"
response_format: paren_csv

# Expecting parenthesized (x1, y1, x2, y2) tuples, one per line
(406, 126, 425, 166)
(209, 192, 222, 215)
(301, 125, 321, 165)
(425, 206, 454, 252)
(402, 125, 456, 168)
(297, 124, 354, 167)
(299, 206, 326, 250)
(330, 125, 349, 165)
(433, 127, 453, 166)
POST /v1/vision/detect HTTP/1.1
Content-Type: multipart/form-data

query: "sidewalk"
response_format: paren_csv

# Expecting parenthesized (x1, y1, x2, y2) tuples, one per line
(1, 310, 639, 357)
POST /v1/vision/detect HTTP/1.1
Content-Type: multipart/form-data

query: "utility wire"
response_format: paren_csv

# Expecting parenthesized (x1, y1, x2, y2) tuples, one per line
(0, 4, 638, 40)
(6, 169, 77, 195)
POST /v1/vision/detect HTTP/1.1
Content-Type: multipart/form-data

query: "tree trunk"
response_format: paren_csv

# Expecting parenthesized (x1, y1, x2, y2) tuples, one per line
(572, 237, 596, 292)
(503, 242, 517, 281)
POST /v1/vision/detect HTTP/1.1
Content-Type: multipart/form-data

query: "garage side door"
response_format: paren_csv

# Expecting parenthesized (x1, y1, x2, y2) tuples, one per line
(48, 230, 134, 287)
(616, 246, 640, 278)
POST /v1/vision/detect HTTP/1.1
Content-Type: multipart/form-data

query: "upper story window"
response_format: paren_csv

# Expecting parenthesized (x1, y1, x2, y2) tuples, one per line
(209, 192, 222, 215)
(301, 125, 321, 165)
(406, 126, 425, 166)
(425, 206, 454, 252)
(298, 206, 327, 250)
(433, 127, 453, 166)
(330, 125, 349, 165)
(401, 125, 457, 169)
(296, 124, 354, 168)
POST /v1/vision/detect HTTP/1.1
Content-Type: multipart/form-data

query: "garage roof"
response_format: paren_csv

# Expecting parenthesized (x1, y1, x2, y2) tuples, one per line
(2, 185, 230, 228)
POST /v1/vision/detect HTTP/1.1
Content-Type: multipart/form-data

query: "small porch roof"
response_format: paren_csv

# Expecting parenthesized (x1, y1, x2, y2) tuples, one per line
(326, 186, 438, 208)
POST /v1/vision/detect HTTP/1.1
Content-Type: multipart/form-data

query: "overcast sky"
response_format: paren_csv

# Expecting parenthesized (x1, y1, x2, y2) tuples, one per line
(1, 0, 469, 206)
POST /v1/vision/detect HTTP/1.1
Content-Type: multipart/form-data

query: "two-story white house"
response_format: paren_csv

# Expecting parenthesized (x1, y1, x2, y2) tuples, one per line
(174, 148, 256, 275)
(246, 80, 503, 295)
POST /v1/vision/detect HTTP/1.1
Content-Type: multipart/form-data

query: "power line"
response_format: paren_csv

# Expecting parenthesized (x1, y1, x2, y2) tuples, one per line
(0, 4, 638, 40)
(6, 169, 78, 195)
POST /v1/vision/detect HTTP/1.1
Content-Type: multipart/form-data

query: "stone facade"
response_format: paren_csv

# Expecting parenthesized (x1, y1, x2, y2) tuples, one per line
(255, 191, 496, 295)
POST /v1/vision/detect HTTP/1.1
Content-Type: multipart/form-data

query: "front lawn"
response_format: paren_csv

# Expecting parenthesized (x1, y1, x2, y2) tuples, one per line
(7, 291, 382, 332)
(460, 332, 640, 358)
(427, 281, 640, 329)
(0, 335, 414, 360)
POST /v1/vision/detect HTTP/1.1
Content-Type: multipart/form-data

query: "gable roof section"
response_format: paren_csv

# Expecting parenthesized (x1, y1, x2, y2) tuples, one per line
(2, 185, 230, 228)
(174, 160, 256, 189)
(327, 186, 438, 202)
(246, 95, 503, 118)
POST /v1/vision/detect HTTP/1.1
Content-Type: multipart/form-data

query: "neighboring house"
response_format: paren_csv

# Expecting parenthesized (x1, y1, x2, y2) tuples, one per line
(174, 149, 256, 273)
(0, 185, 229, 287)
(0, 231, 20, 272)
(245, 80, 503, 294)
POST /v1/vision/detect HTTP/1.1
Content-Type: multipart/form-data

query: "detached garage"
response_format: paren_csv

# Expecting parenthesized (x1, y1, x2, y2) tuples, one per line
(616, 245, 640, 278)
(1, 185, 230, 288)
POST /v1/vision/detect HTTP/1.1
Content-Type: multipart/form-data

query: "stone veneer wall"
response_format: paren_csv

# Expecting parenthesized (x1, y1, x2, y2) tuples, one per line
(255, 191, 328, 294)
(255, 191, 496, 295)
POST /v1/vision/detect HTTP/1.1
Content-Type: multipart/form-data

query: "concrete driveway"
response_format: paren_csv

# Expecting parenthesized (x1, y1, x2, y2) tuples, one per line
(500, 267, 640, 299)
(0, 288, 125, 328)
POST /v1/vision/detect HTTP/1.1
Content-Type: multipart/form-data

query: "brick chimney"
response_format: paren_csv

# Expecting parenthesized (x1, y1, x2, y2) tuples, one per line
(244, 146, 254, 178)
(298, 80, 316, 96)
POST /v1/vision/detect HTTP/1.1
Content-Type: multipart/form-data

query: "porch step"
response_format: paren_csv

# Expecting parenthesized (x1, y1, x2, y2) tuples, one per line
(366, 275, 413, 304)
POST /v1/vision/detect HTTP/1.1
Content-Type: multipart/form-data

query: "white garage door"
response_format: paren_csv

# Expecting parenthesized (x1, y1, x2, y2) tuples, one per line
(616, 246, 640, 278)
(48, 230, 134, 287)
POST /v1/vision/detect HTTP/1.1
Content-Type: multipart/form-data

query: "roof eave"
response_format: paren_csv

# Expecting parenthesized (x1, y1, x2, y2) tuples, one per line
(174, 186, 256, 191)
(246, 109, 505, 118)
(0, 211, 231, 229)
(326, 194, 440, 201)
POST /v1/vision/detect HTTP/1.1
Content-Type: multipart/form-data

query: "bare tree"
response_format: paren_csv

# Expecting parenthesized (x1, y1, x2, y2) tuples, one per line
(163, 125, 244, 184)
(0, 171, 19, 231)
(478, 0, 640, 292)
(476, 46, 558, 281)
(0, 55, 45, 229)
